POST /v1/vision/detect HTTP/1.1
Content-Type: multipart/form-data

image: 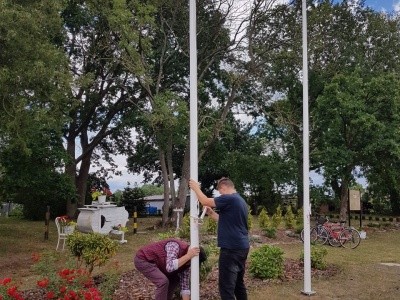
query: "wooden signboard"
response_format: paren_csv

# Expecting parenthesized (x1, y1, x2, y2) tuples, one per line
(349, 190, 361, 211)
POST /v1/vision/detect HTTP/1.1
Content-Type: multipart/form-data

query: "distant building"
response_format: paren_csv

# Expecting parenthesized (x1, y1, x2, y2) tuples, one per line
(143, 194, 190, 215)
(143, 195, 170, 213)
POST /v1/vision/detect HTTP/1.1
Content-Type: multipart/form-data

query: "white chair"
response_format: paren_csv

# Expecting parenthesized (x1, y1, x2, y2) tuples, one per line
(55, 217, 73, 251)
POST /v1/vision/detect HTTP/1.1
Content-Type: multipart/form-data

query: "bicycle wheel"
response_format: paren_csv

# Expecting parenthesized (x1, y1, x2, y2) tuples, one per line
(300, 227, 318, 243)
(315, 226, 329, 245)
(328, 230, 342, 247)
(340, 228, 361, 249)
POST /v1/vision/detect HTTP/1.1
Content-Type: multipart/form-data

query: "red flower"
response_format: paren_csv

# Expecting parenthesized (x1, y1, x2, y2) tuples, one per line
(7, 285, 21, 299)
(0, 278, 12, 286)
(68, 290, 77, 299)
(59, 286, 67, 294)
(37, 278, 50, 288)
(46, 291, 55, 299)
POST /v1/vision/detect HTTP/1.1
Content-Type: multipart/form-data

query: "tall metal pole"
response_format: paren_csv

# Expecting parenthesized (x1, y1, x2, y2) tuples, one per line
(189, 0, 200, 298)
(301, 0, 315, 296)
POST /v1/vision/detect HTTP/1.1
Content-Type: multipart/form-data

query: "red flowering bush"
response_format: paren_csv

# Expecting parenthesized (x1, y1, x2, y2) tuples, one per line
(36, 268, 101, 300)
(0, 278, 24, 300)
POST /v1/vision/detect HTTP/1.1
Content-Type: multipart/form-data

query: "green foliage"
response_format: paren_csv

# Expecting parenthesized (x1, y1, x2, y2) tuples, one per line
(97, 271, 121, 299)
(271, 205, 283, 228)
(204, 218, 217, 235)
(284, 205, 296, 229)
(296, 208, 304, 226)
(247, 205, 252, 231)
(31, 251, 59, 276)
(121, 187, 147, 217)
(263, 227, 277, 239)
(140, 184, 164, 196)
(7, 204, 24, 219)
(199, 243, 217, 282)
(249, 245, 284, 279)
(301, 245, 328, 270)
(258, 207, 270, 229)
(66, 232, 118, 274)
(157, 230, 177, 240)
(177, 214, 190, 239)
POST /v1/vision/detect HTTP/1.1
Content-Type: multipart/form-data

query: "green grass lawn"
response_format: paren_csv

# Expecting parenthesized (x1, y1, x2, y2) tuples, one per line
(1, 216, 400, 299)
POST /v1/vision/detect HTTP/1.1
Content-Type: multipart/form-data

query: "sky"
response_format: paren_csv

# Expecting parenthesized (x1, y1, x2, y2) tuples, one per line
(101, 0, 400, 192)
(364, 0, 400, 13)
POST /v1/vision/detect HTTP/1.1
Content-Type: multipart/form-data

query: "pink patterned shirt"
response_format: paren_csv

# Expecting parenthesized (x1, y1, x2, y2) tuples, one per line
(165, 241, 190, 295)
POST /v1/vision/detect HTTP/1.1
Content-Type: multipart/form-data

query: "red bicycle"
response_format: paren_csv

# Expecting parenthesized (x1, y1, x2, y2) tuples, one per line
(301, 215, 361, 249)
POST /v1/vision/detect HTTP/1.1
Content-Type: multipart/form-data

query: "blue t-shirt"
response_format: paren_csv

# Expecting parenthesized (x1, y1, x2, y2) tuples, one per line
(215, 193, 249, 249)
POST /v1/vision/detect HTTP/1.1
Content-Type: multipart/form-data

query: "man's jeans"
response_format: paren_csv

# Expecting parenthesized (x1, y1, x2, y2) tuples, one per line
(219, 248, 249, 300)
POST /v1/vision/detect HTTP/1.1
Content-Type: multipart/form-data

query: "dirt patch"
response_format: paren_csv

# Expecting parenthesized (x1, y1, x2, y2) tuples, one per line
(110, 258, 339, 300)
(110, 229, 339, 300)
(16, 229, 339, 300)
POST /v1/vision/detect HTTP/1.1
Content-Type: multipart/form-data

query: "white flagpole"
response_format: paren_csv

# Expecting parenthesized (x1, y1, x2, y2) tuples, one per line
(301, 0, 315, 296)
(189, 0, 200, 298)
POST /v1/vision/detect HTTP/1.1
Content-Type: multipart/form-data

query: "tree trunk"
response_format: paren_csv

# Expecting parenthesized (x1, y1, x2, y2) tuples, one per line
(389, 188, 400, 215)
(76, 151, 93, 207)
(65, 135, 77, 218)
(176, 144, 190, 216)
(339, 181, 349, 222)
(167, 139, 176, 209)
(160, 150, 170, 226)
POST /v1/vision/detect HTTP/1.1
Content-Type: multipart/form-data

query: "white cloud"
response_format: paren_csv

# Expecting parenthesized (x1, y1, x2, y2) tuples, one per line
(105, 155, 145, 192)
(394, 1, 400, 13)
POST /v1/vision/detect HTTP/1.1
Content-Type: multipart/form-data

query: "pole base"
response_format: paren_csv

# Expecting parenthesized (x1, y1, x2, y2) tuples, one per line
(301, 290, 316, 296)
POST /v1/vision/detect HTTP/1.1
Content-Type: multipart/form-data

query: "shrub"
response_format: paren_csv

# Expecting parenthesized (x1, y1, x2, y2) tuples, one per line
(271, 205, 283, 228)
(258, 208, 270, 229)
(249, 245, 284, 279)
(301, 245, 328, 270)
(263, 227, 277, 239)
(66, 232, 118, 274)
(157, 230, 177, 240)
(177, 214, 190, 239)
(120, 187, 147, 217)
(0, 278, 24, 300)
(296, 208, 304, 226)
(199, 243, 217, 282)
(36, 268, 101, 300)
(284, 205, 296, 229)
(204, 218, 217, 235)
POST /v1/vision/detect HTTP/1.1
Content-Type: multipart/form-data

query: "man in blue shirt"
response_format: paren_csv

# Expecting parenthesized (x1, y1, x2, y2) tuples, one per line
(189, 177, 249, 300)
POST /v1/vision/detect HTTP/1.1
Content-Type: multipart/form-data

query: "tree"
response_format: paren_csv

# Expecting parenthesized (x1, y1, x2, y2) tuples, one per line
(314, 71, 400, 219)
(61, 0, 156, 216)
(0, 0, 75, 218)
(127, 0, 252, 225)
(246, 0, 400, 219)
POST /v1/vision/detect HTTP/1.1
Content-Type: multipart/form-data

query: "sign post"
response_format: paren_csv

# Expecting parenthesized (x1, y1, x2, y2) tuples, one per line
(348, 189, 362, 228)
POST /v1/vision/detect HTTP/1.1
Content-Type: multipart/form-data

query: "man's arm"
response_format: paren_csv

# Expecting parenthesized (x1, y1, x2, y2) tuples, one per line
(165, 242, 200, 272)
(188, 179, 216, 208)
(205, 206, 219, 221)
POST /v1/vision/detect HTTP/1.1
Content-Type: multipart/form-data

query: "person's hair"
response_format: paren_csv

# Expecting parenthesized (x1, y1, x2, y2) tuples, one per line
(199, 246, 207, 264)
(216, 177, 234, 189)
